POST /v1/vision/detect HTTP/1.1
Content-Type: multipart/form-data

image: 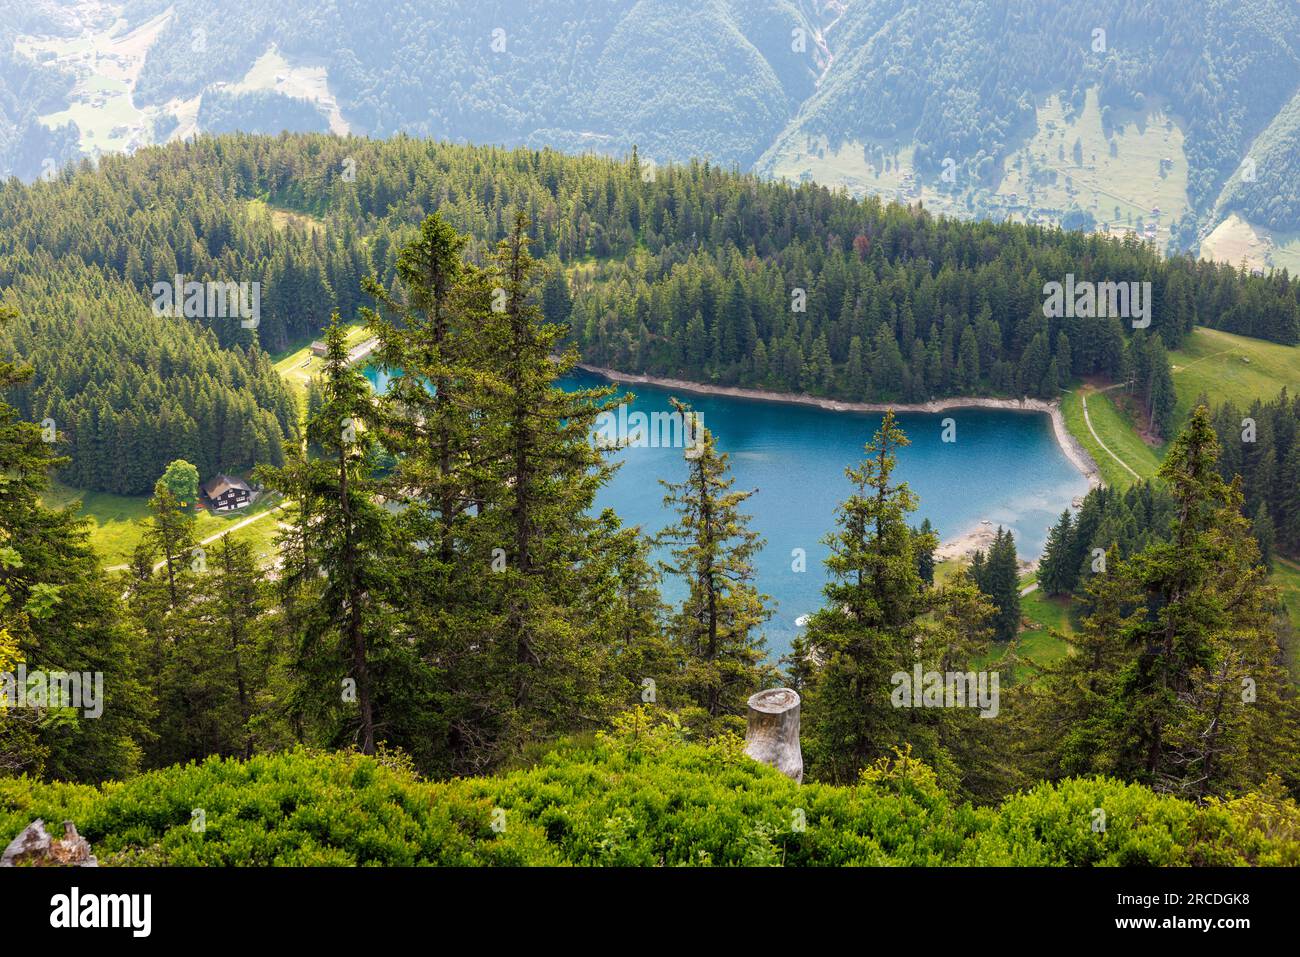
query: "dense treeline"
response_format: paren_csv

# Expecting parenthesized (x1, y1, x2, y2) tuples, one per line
(1020, 409, 1300, 799)
(0, 136, 1294, 465)
(1209, 389, 1300, 564)
(0, 265, 296, 495)
(4, 134, 1298, 493)
(0, 306, 151, 780)
(10, 132, 1300, 475)
(97, 0, 1300, 240)
(1039, 388, 1300, 600)
(1039, 483, 1176, 598)
(196, 90, 331, 137)
(0, 142, 361, 353)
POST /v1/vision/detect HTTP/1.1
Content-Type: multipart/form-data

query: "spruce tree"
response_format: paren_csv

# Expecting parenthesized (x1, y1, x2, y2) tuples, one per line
(1144, 335, 1177, 439)
(915, 517, 937, 584)
(208, 534, 265, 759)
(973, 527, 1020, 641)
(1038, 509, 1075, 596)
(464, 211, 626, 758)
(795, 411, 931, 783)
(256, 314, 402, 755)
(143, 481, 198, 608)
(1017, 544, 1135, 780)
(656, 398, 772, 725)
(1029, 407, 1300, 798)
(1252, 502, 1276, 570)
(363, 213, 479, 571)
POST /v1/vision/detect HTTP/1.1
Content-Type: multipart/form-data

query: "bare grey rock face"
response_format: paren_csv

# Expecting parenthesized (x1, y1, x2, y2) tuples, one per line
(1, 819, 98, 867)
(744, 688, 803, 784)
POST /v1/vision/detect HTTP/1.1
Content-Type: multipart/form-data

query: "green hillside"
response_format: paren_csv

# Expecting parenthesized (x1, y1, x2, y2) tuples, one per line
(1061, 387, 1162, 490)
(1170, 327, 1300, 422)
(1058, 327, 1299, 490)
(1049, 330, 1300, 687)
(40, 481, 284, 569)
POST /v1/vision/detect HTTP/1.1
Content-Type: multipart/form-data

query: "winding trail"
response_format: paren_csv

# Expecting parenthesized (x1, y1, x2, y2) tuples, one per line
(105, 499, 287, 574)
(1079, 385, 1140, 481)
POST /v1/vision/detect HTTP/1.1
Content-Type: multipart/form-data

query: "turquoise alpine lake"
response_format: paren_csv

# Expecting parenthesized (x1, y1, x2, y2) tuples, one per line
(364, 365, 1089, 661)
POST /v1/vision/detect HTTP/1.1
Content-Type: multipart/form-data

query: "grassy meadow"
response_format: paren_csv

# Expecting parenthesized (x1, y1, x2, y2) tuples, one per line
(1169, 327, 1300, 421)
(271, 320, 370, 412)
(43, 481, 285, 570)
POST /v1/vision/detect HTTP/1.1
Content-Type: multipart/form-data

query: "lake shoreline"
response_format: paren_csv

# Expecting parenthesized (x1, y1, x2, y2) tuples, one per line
(577, 363, 1102, 567)
(576, 363, 1103, 492)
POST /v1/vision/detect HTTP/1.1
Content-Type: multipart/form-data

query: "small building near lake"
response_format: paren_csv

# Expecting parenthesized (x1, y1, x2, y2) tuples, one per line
(203, 474, 253, 512)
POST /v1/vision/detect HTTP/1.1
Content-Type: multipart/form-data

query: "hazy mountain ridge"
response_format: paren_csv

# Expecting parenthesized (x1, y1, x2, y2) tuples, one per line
(763, 0, 1300, 256)
(0, 1, 82, 181)
(5, 0, 1300, 257)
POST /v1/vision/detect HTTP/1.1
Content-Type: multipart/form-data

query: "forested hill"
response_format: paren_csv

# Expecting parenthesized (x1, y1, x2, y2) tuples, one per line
(8, 0, 1300, 248)
(2, 132, 1299, 492)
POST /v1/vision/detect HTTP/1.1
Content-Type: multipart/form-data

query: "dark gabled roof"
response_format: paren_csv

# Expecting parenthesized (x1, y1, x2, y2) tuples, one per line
(203, 474, 252, 499)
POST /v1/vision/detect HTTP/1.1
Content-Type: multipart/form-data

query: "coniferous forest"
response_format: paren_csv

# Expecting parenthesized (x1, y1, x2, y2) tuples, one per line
(1, 133, 1299, 905)
(6, 3, 1300, 940)
(2, 134, 1298, 493)
(2, 151, 1300, 806)
(7, 7, 1300, 941)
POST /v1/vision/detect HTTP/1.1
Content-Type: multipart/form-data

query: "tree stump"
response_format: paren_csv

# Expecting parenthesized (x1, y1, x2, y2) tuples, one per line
(744, 688, 803, 783)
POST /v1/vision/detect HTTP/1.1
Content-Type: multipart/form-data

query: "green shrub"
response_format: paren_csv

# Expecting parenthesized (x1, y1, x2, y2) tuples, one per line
(2, 725, 1296, 866)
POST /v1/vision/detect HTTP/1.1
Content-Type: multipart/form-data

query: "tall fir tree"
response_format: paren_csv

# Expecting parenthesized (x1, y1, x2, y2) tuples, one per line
(915, 517, 937, 584)
(1039, 509, 1075, 596)
(656, 398, 772, 725)
(795, 411, 932, 783)
(257, 314, 404, 755)
(143, 482, 198, 609)
(972, 527, 1021, 642)
(460, 211, 627, 762)
(1024, 407, 1300, 798)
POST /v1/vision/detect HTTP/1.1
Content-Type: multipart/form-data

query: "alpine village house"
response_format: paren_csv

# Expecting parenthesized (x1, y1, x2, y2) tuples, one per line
(202, 474, 253, 512)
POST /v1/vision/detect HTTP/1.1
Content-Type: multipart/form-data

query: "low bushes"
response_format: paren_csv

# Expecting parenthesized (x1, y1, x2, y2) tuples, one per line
(2, 714, 1296, 866)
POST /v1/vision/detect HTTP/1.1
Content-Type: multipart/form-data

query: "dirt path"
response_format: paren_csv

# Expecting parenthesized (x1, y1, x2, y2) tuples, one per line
(106, 500, 286, 574)
(1170, 347, 1235, 373)
(1080, 385, 1140, 481)
(348, 337, 379, 365)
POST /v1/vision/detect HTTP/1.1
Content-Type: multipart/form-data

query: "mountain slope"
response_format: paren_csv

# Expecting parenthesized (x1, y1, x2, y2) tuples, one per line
(760, 0, 1300, 251)
(9, 0, 1300, 249)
